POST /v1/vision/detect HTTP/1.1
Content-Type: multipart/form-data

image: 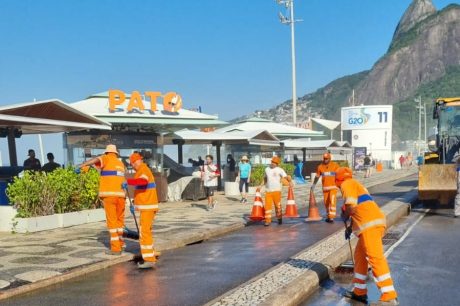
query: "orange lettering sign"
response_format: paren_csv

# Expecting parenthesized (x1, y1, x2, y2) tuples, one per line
(107, 89, 183, 113)
(108, 89, 125, 112)
(163, 92, 183, 112)
(127, 91, 145, 112)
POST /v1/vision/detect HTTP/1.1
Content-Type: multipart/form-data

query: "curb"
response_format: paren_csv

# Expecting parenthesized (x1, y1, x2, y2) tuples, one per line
(0, 221, 245, 301)
(207, 190, 417, 306)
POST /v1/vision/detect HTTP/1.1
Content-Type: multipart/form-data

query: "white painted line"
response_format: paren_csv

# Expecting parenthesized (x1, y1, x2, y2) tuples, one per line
(384, 208, 430, 257)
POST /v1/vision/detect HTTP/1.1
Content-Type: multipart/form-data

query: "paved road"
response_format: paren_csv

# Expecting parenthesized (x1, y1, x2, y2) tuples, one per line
(304, 202, 459, 306)
(3, 176, 417, 306)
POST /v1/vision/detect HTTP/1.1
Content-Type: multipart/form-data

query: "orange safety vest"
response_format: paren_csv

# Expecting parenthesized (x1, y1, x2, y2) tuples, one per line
(316, 161, 339, 191)
(98, 153, 126, 198)
(340, 178, 386, 235)
(133, 163, 159, 211)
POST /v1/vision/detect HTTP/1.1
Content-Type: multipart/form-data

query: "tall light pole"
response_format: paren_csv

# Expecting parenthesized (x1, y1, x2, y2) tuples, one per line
(415, 96, 422, 155)
(277, 0, 302, 125)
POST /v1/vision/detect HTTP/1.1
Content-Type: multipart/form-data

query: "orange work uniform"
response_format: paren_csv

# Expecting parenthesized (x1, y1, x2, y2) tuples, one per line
(98, 153, 126, 252)
(316, 161, 339, 219)
(128, 163, 159, 262)
(340, 178, 398, 302)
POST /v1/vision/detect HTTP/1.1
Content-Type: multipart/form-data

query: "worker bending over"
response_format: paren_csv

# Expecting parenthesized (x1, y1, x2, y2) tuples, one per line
(78, 144, 126, 255)
(336, 167, 398, 306)
(311, 153, 339, 223)
(261, 156, 292, 226)
(125, 153, 160, 269)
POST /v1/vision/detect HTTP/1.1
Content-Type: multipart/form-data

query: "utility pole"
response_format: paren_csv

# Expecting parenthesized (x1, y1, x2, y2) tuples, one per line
(415, 96, 422, 155)
(277, 0, 302, 125)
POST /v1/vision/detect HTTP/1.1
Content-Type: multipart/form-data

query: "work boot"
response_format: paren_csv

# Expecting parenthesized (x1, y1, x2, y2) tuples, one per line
(137, 261, 155, 269)
(264, 221, 271, 226)
(343, 290, 368, 304)
(278, 217, 283, 225)
(325, 218, 334, 223)
(105, 249, 122, 256)
(240, 198, 244, 203)
(369, 299, 399, 306)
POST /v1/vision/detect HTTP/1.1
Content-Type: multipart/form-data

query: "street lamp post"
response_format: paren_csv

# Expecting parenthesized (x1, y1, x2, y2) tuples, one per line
(277, 0, 302, 125)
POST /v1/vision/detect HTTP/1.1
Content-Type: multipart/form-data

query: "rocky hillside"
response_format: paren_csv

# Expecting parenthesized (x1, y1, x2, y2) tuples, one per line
(236, 1, 460, 141)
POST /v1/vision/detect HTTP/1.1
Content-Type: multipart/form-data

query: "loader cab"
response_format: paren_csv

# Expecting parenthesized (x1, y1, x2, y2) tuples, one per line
(433, 97, 460, 163)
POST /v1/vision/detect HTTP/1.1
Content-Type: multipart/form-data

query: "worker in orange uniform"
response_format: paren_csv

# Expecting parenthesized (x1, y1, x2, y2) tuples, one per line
(336, 167, 399, 306)
(260, 156, 292, 226)
(124, 153, 159, 269)
(78, 144, 126, 255)
(311, 152, 340, 223)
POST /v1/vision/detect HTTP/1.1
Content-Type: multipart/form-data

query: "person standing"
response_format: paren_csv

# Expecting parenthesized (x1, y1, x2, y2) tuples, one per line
(260, 156, 292, 226)
(78, 144, 126, 255)
(237, 155, 251, 203)
(364, 154, 372, 178)
(398, 155, 405, 170)
(125, 153, 159, 269)
(201, 155, 220, 210)
(311, 153, 340, 223)
(227, 154, 236, 181)
(23, 149, 41, 171)
(336, 167, 398, 305)
(42, 153, 61, 173)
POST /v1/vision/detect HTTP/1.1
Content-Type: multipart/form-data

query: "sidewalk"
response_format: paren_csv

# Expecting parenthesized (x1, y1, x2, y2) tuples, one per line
(0, 168, 417, 296)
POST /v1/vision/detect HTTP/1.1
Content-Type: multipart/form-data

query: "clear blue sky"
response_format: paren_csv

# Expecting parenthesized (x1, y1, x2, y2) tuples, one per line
(0, 0, 454, 165)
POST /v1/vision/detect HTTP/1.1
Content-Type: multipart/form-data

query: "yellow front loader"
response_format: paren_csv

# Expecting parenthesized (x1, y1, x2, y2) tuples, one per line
(419, 97, 460, 205)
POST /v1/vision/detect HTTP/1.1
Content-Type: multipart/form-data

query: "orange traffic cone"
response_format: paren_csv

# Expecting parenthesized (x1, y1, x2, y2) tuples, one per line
(249, 188, 265, 222)
(305, 191, 322, 222)
(284, 186, 300, 218)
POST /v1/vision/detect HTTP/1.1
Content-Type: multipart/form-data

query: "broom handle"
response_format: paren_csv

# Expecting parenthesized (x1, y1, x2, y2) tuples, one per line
(344, 220, 355, 265)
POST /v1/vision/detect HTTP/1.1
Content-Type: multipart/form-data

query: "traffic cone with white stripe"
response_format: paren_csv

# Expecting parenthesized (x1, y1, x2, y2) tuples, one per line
(284, 186, 300, 218)
(249, 188, 265, 222)
(305, 191, 322, 222)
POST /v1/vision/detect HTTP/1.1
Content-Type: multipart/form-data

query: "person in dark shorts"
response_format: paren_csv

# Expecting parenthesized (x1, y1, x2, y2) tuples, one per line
(201, 155, 220, 210)
(237, 155, 251, 203)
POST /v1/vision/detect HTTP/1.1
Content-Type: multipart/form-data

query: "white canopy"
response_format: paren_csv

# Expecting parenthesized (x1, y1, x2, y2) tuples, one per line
(311, 117, 341, 130)
(167, 129, 280, 146)
(283, 139, 352, 150)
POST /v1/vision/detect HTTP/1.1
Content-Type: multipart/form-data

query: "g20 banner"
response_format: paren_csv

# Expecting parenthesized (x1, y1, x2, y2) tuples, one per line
(341, 105, 392, 130)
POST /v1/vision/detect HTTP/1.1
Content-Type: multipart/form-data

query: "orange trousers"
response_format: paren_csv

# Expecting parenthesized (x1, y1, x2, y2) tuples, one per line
(264, 191, 282, 223)
(139, 210, 157, 262)
(323, 189, 337, 219)
(103, 197, 126, 252)
(353, 226, 398, 301)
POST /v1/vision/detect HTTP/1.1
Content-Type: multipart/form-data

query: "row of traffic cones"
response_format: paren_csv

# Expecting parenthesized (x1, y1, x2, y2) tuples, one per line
(249, 186, 322, 222)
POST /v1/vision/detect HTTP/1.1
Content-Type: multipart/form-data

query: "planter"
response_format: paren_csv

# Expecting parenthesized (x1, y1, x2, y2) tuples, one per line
(58, 211, 88, 228)
(14, 214, 61, 233)
(85, 208, 106, 223)
(0, 206, 17, 232)
(224, 182, 240, 196)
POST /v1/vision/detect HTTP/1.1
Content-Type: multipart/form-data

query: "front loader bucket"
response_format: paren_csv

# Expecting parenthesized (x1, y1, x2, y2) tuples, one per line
(418, 164, 457, 205)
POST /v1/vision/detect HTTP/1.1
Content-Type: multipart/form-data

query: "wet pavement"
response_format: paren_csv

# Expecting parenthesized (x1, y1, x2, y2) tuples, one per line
(3, 175, 417, 306)
(304, 203, 460, 306)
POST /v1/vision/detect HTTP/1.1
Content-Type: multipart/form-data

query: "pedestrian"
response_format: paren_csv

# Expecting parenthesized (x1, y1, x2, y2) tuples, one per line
(311, 153, 340, 223)
(23, 149, 41, 171)
(226, 154, 236, 181)
(77, 144, 126, 255)
(201, 155, 220, 210)
(237, 155, 251, 203)
(125, 153, 159, 269)
(399, 155, 405, 170)
(198, 156, 204, 166)
(260, 156, 292, 226)
(364, 154, 372, 178)
(42, 153, 61, 173)
(336, 167, 399, 305)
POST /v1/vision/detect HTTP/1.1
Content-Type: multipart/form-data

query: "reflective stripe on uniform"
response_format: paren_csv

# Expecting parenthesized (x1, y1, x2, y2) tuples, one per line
(354, 283, 367, 289)
(101, 171, 125, 177)
(345, 197, 358, 204)
(355, 218, 386, 235)
(109, 229, 117, 233)
(374, 273, 392, 282)
(354, 273, 367, 281)
(323, 172, 336, 176)
(323, 186, 338, 191)
(110, 237, 119, 241)
(117, 228, 124, 232)
(380, 285, 396, 293)
(141, 245, 154, 250)
(142, 253, 155, 258)
(99, 191, 125, 197)
(135, 204, 159, 210)
(135, 182, 157, 190)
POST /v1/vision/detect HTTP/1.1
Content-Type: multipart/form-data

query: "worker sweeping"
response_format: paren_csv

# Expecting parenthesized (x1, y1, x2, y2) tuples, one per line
(260, 156, 292, 226)
(77, 144, 126, 255)
(124, 153, 159, 269)
(311, 152, 339, 223)
(336, 167, 399, 306)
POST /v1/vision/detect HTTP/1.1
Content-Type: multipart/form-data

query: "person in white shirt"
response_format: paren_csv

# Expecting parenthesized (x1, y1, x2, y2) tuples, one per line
(260, 156, 292, 226)
(201, 155, 220, 210)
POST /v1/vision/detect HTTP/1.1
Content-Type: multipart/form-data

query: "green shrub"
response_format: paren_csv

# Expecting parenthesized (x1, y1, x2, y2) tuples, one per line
(249, 163, 295, 187)
(337, 160, 349, 168)
(6, 167, 100, 218)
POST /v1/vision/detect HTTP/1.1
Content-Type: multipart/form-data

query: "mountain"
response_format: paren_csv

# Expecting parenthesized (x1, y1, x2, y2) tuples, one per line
(235, 1, 460, 141)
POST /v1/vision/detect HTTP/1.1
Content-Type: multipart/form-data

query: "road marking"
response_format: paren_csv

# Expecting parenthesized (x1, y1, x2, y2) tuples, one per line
(384, 208, 430, 257)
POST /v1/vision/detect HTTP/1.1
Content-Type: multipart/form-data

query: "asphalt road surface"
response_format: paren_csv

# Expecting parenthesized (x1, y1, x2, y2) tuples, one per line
(4, 175, 417, 306)
(304, 202, 459, 306)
